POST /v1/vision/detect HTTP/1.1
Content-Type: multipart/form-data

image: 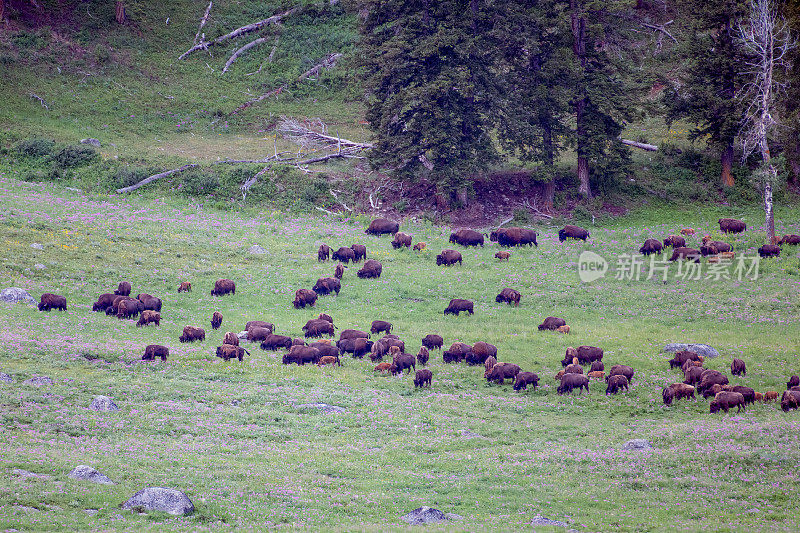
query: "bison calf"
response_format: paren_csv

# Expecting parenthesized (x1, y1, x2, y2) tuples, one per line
(178, 282, 191, 293)
(211, 311, 223, 330)
(496, 288, 521, 306)
(136, 310, 160, 327)
(414, 369, 433, 388)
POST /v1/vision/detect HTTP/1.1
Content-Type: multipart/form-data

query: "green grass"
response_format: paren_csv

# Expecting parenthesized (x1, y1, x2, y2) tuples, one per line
(1, 177, 800, 530)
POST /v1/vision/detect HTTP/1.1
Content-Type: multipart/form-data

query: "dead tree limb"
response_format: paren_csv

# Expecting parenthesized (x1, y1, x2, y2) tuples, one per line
(277, 114, 372, 153)
(222, 36, 271, 73)
(641, 20, 677, 44)
(116, 164, 198, 194)
(29, 93, 49, 110)
(179, 6, 300, 60)
(193, 1, 213, 45)
(621, 139, 658, 151)
(268, 34, 280, 62)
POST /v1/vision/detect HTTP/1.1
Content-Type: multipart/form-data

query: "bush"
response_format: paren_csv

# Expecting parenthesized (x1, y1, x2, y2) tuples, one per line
(16, 138, 55, 158)
(52, 145, 99, 168)
(181, 168, 220, 196)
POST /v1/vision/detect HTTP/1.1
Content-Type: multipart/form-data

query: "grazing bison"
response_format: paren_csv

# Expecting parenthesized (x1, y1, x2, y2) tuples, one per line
(106, 295, 132, 316)
(422, 334, 444, 350)
(443, 342, 472, 363)
(556, 325, 570, 334)
(764, 391, 778, 402)
(669, 350, 703, 369)
(449, 229, 484, 247)
(663, 235, 686, 248)
(353, 338, 374, 359)
(371, 320, 393, 335)
(318, 244, 330, 262)
(332, 246, 356, 264)
(391, 232, 413, 249)
(351, 244, 367, 262)
(374, 362, 392, 373)
(223, 331, 239, 346)
(92, 293, 116, 312)
(684, 366, 704, 386)
(496, 288, 521, 306)
(758, 244, 781, 258)
(311, 342, 340, 358)
(38, 293, 67, 312)
(680, 228, 696, 236)
(719, 218, 746, 234)
(216, 344, 249, 362)
(495, 251, 511, 261)
(731, 358, 746, 376)
(180, 326, 206, 343)
(697, 370, 729, 394)
(513, 372, 539, 392)
(365, 217, 399, 236)
(662, 383, 696, 405)
(486, 363, 521, 384)
(117, 299, 143, 319)
(139, 296, 162, 312)
(245, 320, 273, 333)
(313, 277, 341, 296)
(491, 227, 538, 247)
(710, 391, 746, 413)
(564, 363, 583, 375)
(357, 259, 383, 279)
(143, 344, 169, 361)
(778, 234, 800, 245)
(211, 279, 236, 296)
(558, 373, 590, 394)
(466, 342, 497, 365)
(639, 239, 663, 256)
(781, 390, 800, 411)
(334, 263, 345, 280)
(282, 346, 321, 365)
(590, 361, 604, 372)
(260, 334, 293, 350)
(303, 319, 335, 338)
(669, 247, 701, 262)
(318, 313, 333, 324)
(588, 370, 605, 380)
(414, 369, 433, 388)
(393, 354, 416, 374)
(436, 249, 463, 266)
(211, 311, 223, 330)
(339, 329, 370, 341)
(413, 242, 427, 251)
(731, 385, 756, 405)
(136, 310, 160, 327)
(538, 316, 566, 331)
(444, 298, 473, 316)
(417, 347, 429, 366)
(317, 355, 341, 367)
(559, 225, 590, 242)
(608, 364, 634, 383)
(114, 281, 132, 296)
(605, 375, 629, 395)
(568, 346, 603, 365)
(178, 282, 191, 293)
(247, 326, 273, 343)
(788, 375, 800, 389)
(293, 289, 318, 309)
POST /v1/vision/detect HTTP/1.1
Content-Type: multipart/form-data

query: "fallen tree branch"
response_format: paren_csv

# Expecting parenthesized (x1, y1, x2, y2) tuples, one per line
(278, 114, 372, 152)
(642, 20, 677, 44)
(179, 6, 300, 60)
(268, 34, 280, 62)
(29, 92, 49, 110)
(497, 216, 514, 228)
(222, 36, 271, 73)
(116, 164, 198, 194)
(329, 189, 353, 212)
(621, 139, 658, 151)
(193, 0, 213, 45)
(315, 206, 335, 215)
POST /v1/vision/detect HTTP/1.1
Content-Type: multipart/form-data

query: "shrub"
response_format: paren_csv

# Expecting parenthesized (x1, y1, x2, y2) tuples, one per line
(181, 168, 220, 196)
(16, 138, 55, 158)
(52, 145, 99, 168)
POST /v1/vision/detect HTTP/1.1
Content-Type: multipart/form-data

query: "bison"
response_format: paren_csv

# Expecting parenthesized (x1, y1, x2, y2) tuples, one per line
(318, 313, 333, 323)
(365, 217, 399, 236)
(538, 316, 566, 331)
(139, 296, 162, 312)
(211, 279, 235, 296)
(391, 232, 413, 249)
(92, 293, 116, 312)
(38, 293, 67, 312)
(245, 320, 273, 333)
(117, 299, 143, 319)
(466, 341, 497, 365)
(731, 385, 756, 405)
(422, 334, 444, 350)
(216, 344, 249, 362)
(223, 331, 239, 346)
(605, 374, 629, 395)
(444, 298, 473, 316)
(608, 364, 634, 383)
(788, 375, 800, 389)
(413, 242, 427, 251)
(590, 360, 604, 372)
(371, 320, 393, 335)
(180, 326, 206, 343)
(260, 334, 293, 350)
(558, 225, 590, 242)
(731, 358, 746, 376)
(663, 235, 686, 248)
(495, 251, 511, 261)
(414, 369, 433, 388)
(710, 391, 746, 413)
(662, 383, 696, 405)
(564, 363, 583, 375)
(443, 342, 472, 363)
(639, 238, 663, 256)
(334, 263, 345, 280)
(351, 244, 367, 262)
(393, 354, 416, 374)
(669, 350, 703, 369)
(282, 346, 320, 365)
(486, 363, 521, 384)
(449, 229, 484, 247)
(357, 259, 383, 279)
(136, 310, 160, 327)
(684, 366, 704, 386)
(417, 347, 429, 366)
(718, 218, 746, 234)
(495, 288, 521, 306)
(758, 244, 781, 258)
(332, 246, 356, 263)
(114, 282, 131, 296)
(318, 244, 330, 262)
(303, 319, 335, 338)
(558, 373, 590, 394)
(313, 277, 341, 296)
(680, 228, 696, 236)
(247, 326, 273, 343)
(556, 325, 570, 334)
(781, 390, 800, 411)
(178, 282, 191, 293)
(669, 247, 701, 262)
(436, 249, 463, 266)
(778, 234, 800, 245)
(143, 344, 169, 361)
(697, 370, 729, 394)
(490, 227, 538, 247)
(513, 372, 539, 392)
(293, 289, 318, 309)
(339, 329, 370, 341)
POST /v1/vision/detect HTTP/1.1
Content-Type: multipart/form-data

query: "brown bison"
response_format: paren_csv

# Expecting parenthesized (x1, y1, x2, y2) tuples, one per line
(247, 326, 273, 343)
(180, 326, 206, 343)
(143, 344, 169, 361)
(608, 364, 634, 383)
(764, 391, 778, 402)
(486, 363, 521, 384)
(216, 344, 249, 362)
(106, 295, 132, 316)
(758, 244, 781, 258)
(392, 354, 416, 374)
(351, 244, 367, 262)
(245, 320, 273, 332)
(710, 391, 746, 413)
(211, 311, 223, 330)
(558, 373, 590, 394)
(260, 334, 293, 350)
(788, 375, 800, 389)
(293, 288, 318, 309)
(332, 246, 356, 263)
(684, 366, 704, 386)
(318, 244, 330, 262)
(374, 362, 392, 373)
(38, 293, 67, 312)
(466, 342, 497, 365)
(680, 228, 696, 236)
(444, 299, 473, 316)
(334, 263, 345, 280)
(669, 247, 701, 262)
(422, 334, 444, 350)
(662, 383, 696, 405)
(413, 242, 427, 251)
(357, 259, 383, 279)
(663, 235, 686, 248)
(211, 279, 235, 296)
(639, 239, 663, 256)
(564, 363, 583, 375)
(417, 347, 429, 366)
(136, 310, 160, 327)
(731, 385, 756, 405)
(590, 361, 604, 372)
(310, 342, 339, 358)
(495, 288, 521, 306)
(513, 372, 539, 392)
(668, 350, 703, 369)
(495, 251, 511, 261)
(392, 232, 413, 249)
(318, 313, 333, 323)
(443, 342, 472, 363)
(588, 370, 605, 380)
(348, 338, 374, 358)
(449, 229, 484, 247)
(781, 390, 800, 411)
(316, 355, 341, 367)
(178, 282, 191, 293)
(92, 293, 116, 312)
(719, 218, 746, 234)
(139, 296, 162, 312)
(282, 346, 321, 365)
(490, 227, 538, 247)
(339, 329, 370, 341)
(117, 299, 143, 319)
(778, 234, 800, 245)
(563, 346, 604, 365)
(731, 358, 746, 376)
(114, 281, 131, 296)
(414, 369, 433, 388)
(556, 325, 570, 334)
(605, 375, 629, 395)
(223, 331, 239, 346)
(303, 319, 335, 338)
(366, 217, 399, 236)
(697, 370, 729, 394)
(313, 277, 341, 296)
(558, 225, 589, 242)
(538, 316, 566, 331)
(436, 249, 463, 266)
(371, 320, 393, 335)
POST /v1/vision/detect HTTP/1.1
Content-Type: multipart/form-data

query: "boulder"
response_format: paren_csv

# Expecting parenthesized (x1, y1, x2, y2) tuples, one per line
(400, 506, 462, 525)
(531, 514, 572, 529)
(34, 264, 46, 270)
(663, 343, 720, 359)
(30, 243, 44, 250)
(80, 138, 102, 147)
(622, 439, 653, 450)
(0, 287, 36, 305)
(24, 376, 53, 387)
(122, 487, 194, 516)
(69, 465, 115, 485)
(89, 396, 119, 412)
(248, 244, 267, 254)
(0, 373, 12, 383)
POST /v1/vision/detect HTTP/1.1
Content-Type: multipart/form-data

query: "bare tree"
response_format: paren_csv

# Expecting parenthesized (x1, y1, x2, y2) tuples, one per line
(737, 0, 795, 242)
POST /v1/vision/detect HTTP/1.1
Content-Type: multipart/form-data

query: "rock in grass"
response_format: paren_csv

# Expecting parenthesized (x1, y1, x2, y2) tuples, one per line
(24, 376, 53, 387)
(12, 469, 52, 480)
(531, 514, 571, 528)
(248, 244, 267, 254)
(34, 264, 46, 270)
(69, 465, 115, 485)
(663, 343, 720, 358)
(0, 373, 12, 383)
(622, 439, 653, 450)
(89, 396, 119, 412)
(122, 487, 194, 516)
(0, 287, 36, 305)
(80, 138, 101, 147)
(400, 506, 462, 525)
(30, 243, 44, 250)
(296, 403, 346, 414)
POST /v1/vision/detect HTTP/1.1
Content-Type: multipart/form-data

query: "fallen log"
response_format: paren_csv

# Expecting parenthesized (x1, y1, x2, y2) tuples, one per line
(193, 1, 213, 45)
(222, 36, 271, 73)
(116, 164, 198, 194)
(621, 139, 658, 151)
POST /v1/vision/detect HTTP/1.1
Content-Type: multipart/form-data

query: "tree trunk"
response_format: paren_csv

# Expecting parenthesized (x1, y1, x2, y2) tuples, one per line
(115, 1, 126, 24)
(721, 143, 734, 187)
(571, 0, 591, 199)
(541, 118, 555, 211)
(764, 180, 774, 242)
(0, 0, 5, 22)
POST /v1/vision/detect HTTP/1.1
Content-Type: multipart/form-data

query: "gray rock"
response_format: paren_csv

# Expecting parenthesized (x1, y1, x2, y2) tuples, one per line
(0, 373, 12, 383)
(12, 469, 52, 480)
(663, 343, 720, 358)
(296, 403, 346, 414)
(237, 331, 248, 340)
(248, 244, 267, 254)
(231, 399, 243, 407)
(24, 376, 54, 387)
(531, 514, 571, 528)
(460, 429, 483, 438)
(80, 138, 101, 147)
(84, 509, 99, 516)
(69, 465, 115, 485)
(401, 506, 454, 525)
(34, 264, 46, 270)
(622, 439, 653, 450)
(0, 287, 36, 305)
(89, 396, 119, 412)
(122, 487, 194, 516)
(30, 243, 44, 250)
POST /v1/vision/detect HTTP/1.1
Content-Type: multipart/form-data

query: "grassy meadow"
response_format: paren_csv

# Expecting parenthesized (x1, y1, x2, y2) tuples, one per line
(1, 176, 800, 531)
